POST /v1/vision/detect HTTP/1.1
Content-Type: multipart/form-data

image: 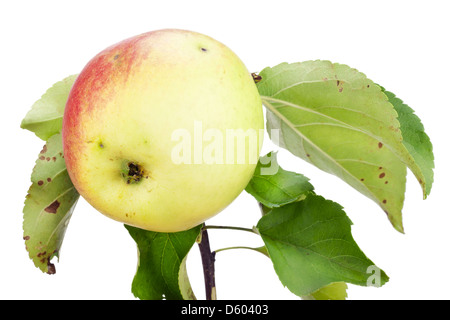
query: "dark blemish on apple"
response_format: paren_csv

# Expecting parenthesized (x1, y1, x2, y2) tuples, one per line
(45, 200, 60, 214)
(114, 54, 120, 60)
(127, 163, 142, 181)
(378, 142, 383, 148)
(379, 172, 386, 179)
(38, 180, 44, 186)
(122, 161, 144, 184)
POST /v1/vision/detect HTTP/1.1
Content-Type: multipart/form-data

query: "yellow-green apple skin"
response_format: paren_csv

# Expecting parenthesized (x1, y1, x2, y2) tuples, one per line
(62, 29, 263, 232)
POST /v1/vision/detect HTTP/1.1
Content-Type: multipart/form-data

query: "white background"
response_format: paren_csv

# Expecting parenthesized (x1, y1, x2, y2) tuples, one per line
(1, 0, 449, 300)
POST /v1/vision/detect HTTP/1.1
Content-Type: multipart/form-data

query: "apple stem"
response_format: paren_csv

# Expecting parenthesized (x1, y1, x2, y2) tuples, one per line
(198, 224, 217, 300)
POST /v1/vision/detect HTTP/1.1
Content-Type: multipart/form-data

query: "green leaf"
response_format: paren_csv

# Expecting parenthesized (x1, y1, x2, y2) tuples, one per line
(256, 61, 424, 232)
(23, 133, 80, 273)
(125, 224, 202, 300)
(256, 193, 389, 297)
(382, 88, 434, 198)
(301, 282, 348, 300)
(245, 152, 314, 208)
(21, 75, 77, 140)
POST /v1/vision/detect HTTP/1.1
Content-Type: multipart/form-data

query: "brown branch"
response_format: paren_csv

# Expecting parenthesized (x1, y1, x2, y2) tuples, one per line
(198, 224, 217, 300)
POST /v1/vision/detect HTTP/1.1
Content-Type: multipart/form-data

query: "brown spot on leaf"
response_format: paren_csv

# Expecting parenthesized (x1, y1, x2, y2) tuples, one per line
(382, 199, 387, 204)
(40, 145, 47, 154)
(378, 142, 383, 148)
(360, 178, 365, 181)
(306, 154, 310, 157)
(47, 177, 52, 182)
(385, 181, 389, 184)
(52, 157, 57, 162)
(46, 157, 51, 161)
(45, 200, 60, 214)
(379, 172, 386, 179)
(23, 235, 30, 241)
(336, 80, 344, 92)
(38, 180, 44, 186)
(39, 156, 45, 160)
(47, 261, 56, 275)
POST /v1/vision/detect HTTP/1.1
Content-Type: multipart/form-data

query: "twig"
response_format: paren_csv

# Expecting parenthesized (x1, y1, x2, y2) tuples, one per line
(198, 224, 217, 300)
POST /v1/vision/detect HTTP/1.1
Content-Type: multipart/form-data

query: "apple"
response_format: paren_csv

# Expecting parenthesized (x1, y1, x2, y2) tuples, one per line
(62, 29, 264, 232)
